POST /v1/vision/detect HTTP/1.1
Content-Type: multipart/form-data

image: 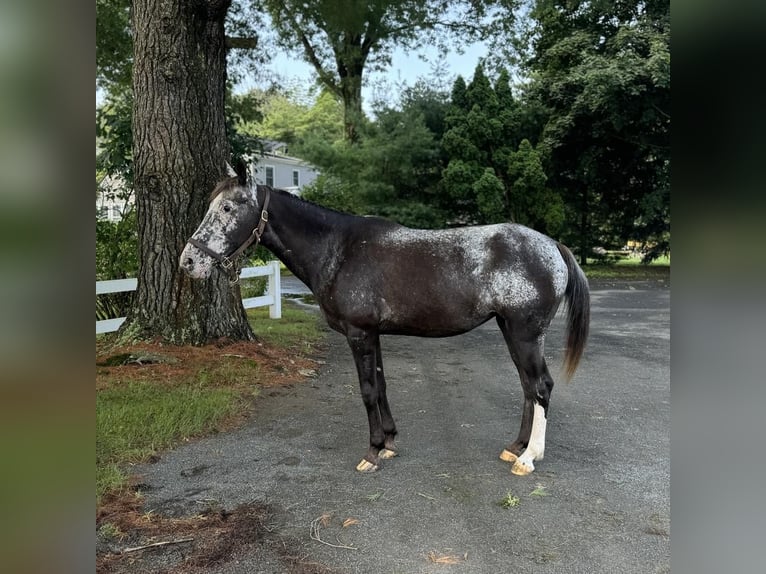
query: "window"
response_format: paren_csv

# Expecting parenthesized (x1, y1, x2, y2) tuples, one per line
(292, 170, 300, 187)
(265, 166, 274, 187)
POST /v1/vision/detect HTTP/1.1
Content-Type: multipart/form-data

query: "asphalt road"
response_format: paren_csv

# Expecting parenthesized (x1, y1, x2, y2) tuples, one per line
(136, 280, 670, 573)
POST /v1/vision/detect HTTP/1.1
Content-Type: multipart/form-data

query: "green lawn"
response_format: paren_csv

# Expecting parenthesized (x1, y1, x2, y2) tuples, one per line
(583, 254, 670, 280)
(246, 302, 325, 347)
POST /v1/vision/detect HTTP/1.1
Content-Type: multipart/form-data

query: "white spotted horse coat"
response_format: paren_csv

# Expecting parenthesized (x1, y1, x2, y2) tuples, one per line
(180, 161, 590, 476)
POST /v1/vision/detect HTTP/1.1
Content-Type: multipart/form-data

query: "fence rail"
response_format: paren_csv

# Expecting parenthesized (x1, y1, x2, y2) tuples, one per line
(96, 261, 282, 334)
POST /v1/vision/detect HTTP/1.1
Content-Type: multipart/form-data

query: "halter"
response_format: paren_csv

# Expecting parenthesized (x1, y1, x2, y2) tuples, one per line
(188, 187, 271, 285)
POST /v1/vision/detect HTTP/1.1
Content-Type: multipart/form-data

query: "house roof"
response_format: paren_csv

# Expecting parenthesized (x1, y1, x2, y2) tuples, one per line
(243, 139, 317, 170)
(260, 139, 288, 154)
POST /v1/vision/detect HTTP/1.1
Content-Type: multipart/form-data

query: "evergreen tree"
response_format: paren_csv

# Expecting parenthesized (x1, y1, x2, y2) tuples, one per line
(441, 66, 520, 224)
(525, 0, 670, 261)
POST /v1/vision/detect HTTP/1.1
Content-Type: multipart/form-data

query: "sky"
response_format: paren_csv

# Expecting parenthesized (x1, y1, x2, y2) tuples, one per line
(235, 41, 490, 113)
(96, 31, 491, 113)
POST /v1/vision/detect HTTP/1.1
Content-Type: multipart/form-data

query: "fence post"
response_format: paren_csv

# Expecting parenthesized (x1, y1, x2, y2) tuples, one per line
(268, 260, 281, 319)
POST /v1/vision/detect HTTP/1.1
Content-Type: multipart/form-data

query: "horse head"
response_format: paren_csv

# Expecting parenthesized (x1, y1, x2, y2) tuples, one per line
(179, 159, 265, 280)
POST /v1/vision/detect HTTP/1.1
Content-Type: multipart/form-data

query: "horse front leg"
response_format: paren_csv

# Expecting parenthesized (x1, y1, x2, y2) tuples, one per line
(375, 338, 398, 460)
(347, 329, 385, 472)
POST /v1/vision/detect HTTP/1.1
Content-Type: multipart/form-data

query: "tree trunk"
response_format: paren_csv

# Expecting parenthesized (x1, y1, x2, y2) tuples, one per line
(126, 0, 254, 345)
(340, 72, 363, 142)
(336, 39, 365, 142)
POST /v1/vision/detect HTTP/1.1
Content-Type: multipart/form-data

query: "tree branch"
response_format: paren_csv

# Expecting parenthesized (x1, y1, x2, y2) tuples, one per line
(652, 103, 670, 119)
(123, 538, 194, 553)
(298, 33, 341, 95)
(381, 17, 487, 41)
(225, 36, 258, 50)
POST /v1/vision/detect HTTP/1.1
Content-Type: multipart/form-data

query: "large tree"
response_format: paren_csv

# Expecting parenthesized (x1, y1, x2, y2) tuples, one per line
(525, 0, 671, 262)
(264, 0, 516, 141)
(124, 0, 256, 344)
(440, 65, 560, 229)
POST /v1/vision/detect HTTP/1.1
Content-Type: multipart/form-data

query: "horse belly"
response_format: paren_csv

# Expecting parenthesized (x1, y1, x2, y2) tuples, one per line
(376, 285, 491, 337)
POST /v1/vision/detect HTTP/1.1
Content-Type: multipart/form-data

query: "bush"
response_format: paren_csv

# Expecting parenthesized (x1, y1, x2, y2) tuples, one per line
(97, 210, 138, 319)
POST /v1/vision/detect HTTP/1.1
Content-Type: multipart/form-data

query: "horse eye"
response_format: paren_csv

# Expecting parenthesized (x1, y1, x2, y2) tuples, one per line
(222, 204, 231, 213)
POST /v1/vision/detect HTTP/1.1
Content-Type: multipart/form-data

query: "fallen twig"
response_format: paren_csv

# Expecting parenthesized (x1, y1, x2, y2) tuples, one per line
(309, 515, 357, 550)
(427, 550, 465, 564)
(122, 537, 194, 553)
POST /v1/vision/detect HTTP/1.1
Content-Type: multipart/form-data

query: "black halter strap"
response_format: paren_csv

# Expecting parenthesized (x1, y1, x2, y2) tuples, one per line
(189, 186, 271, 284)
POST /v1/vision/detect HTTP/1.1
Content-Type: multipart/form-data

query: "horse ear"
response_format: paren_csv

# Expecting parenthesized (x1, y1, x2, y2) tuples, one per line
(225, 162, 237, 177)
(234, 157, 249, 186)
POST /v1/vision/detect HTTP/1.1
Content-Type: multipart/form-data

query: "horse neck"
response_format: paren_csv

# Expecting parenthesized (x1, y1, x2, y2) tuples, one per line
(258, 189, 353, 292)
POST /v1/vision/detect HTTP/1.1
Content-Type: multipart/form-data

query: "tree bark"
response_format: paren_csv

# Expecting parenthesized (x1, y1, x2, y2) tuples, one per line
(340, 69, 363, 142)
(337, 52, 365, 142)
(126, 0, 254, 344)
(322, 28, 369, 143)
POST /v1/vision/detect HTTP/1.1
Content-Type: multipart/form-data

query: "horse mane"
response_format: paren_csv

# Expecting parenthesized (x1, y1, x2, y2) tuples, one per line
(209, 175, 366, 216)
(268, 186, 351, 217)
(208, 176, 394, 231)
(209, 176, 240, 201)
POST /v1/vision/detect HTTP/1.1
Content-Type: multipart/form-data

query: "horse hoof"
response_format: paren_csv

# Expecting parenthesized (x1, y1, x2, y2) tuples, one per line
(499, 449, 518, 463)
(356, 459, 379, 472)
(511, 459, 535, 476)
(379, 448, 397, 459)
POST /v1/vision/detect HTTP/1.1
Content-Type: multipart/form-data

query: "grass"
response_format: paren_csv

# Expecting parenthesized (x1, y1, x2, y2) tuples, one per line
(365, 490, 386, 502)
(97, 302, 325, 504)
(499, 491, 520, 508)
(96, 382, 241, 500)
(246, 303, 325, 348)
(583, 254, 670, 280)
(529, 484, 549, 497)
(583, 264, 670, 280)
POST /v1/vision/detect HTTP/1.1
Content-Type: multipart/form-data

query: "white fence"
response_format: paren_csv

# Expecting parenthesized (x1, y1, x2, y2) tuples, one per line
(96, 261, 282, 334)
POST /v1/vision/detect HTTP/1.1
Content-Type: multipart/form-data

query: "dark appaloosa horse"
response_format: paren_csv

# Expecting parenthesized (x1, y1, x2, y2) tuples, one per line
(180, 164, 589, 476)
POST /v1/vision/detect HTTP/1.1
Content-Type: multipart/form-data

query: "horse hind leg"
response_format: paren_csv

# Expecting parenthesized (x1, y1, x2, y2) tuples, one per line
(510, 351, 554, 476)
(496, 317, 532, 462)
(497, 317, 554, 476)
(499, 389, 533, 463)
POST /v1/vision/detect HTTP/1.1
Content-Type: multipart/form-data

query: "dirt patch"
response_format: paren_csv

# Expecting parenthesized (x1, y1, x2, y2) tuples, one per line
(97, 495, 335, 574)
(97, 337, 324, 392)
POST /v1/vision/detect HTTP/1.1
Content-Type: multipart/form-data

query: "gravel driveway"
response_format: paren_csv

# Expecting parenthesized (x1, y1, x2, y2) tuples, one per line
(134, 279, 670, 573)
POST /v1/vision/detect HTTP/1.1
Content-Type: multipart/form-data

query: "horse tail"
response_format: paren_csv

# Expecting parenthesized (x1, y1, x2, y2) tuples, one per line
(556, 242, 590, 381)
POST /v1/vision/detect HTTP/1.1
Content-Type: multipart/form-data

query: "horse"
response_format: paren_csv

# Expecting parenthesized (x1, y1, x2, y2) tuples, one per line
(180, 163, 590, 476)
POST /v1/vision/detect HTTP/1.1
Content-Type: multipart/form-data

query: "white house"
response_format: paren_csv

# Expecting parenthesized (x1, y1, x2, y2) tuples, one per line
(247, 140, 319, 195)
(96, 175, 132, 222)
(96, 141, 319, 221)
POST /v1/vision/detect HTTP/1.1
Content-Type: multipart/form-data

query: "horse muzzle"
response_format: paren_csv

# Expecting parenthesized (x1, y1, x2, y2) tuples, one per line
(179, 243, 214, 279)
